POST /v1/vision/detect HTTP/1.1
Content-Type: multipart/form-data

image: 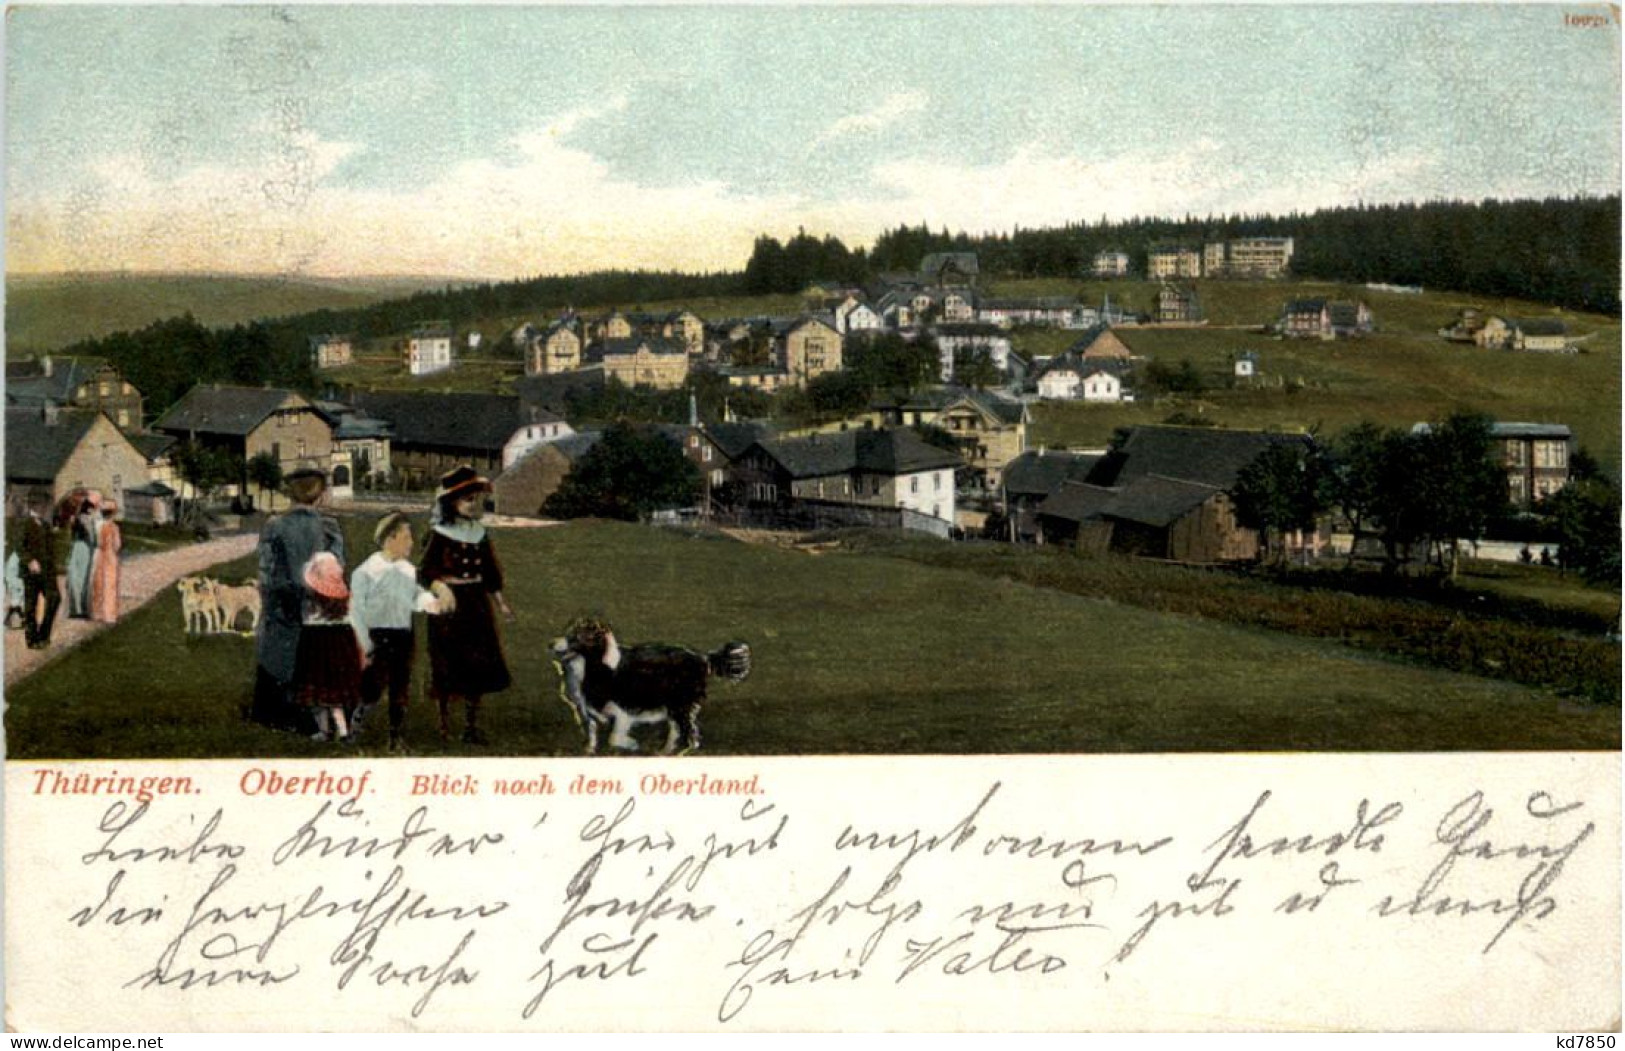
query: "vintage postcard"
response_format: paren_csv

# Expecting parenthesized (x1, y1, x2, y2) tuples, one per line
(3, 3, 1620, 1034)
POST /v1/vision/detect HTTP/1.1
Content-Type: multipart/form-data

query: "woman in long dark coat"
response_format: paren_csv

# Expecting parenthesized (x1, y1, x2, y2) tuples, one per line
(253, 467, 344, 732)
(419, 466, 513, 745)
(65, 492, 99, 619)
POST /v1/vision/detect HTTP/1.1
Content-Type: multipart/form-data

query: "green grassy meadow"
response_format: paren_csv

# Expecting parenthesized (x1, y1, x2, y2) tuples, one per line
(994, 280, 1621, 470)
(6, 520, 1616, 760)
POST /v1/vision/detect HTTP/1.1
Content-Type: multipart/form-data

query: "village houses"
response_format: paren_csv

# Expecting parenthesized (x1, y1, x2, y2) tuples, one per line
(4, 405, 151, 520)
(7, 355, 145, 433)
(153, 384, 349, 506)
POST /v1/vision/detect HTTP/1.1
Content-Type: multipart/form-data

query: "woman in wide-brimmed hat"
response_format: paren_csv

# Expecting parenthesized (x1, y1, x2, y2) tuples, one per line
(293, 550, 363, 742)
(418, 465, 513, 745)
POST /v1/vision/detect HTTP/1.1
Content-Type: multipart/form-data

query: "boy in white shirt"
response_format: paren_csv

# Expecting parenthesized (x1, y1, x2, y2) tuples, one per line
(350, 512, 450, 751)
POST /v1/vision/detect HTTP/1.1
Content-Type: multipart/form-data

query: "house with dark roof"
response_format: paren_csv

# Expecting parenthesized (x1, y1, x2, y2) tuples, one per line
(349, 390, 528, 490)
(492, 431, 605, 518)
(1036, 352, 1133, 403)
(873, 387, 1028, 491)
(733, 427, 962, 528)
(6, 355, 145, 432)
(1000, 449, 1103, 542)
(313, 403, 395, 486)
(1491, 422, 1574, 504)
(1413, 420, 1575, 507)
(1279, 298, 1373, 339)
(598, 337, 690, 390)
(1509, 318, 1573, 353)
(1032, 425, 1318, 561)
(154, 384, 346, 504)
(918, 252, 980, 288)
(5, 406, 151, 519)
(526, 316, 583, 376)
(974, 297, 1084, 330)
(515, 367, 607, 420)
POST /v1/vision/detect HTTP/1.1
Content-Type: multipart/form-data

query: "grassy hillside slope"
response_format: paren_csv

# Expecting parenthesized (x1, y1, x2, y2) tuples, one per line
(6, 520, 1614, 760)
(4, 272, 461, 356)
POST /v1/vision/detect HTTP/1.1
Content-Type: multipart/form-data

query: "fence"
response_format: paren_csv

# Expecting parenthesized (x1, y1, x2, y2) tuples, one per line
(714, 500, 952, 539)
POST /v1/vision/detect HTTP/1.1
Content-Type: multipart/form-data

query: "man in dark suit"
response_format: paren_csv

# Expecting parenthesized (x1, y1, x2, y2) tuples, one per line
(250, 467, 344, 732)
(19, 492, 61, 649)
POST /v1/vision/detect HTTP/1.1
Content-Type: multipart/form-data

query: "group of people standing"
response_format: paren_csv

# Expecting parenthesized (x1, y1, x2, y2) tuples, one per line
(6, 489, 123, 648)
(251, 464, 513, 751)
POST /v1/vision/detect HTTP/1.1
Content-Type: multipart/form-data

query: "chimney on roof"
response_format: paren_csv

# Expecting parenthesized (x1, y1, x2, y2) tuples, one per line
(42, 399, 59, 426)
(41, 355, 53, 378)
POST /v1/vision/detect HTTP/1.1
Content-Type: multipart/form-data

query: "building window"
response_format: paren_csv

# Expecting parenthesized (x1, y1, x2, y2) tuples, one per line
(935, 473, 942, 491)
(910, 477, 919, 494)
(1534, 441, 1568, 469)
(1504, 441, 1527, 467)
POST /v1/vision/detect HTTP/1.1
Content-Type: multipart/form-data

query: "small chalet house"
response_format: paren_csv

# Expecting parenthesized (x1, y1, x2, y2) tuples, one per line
(526, 318, 583, 376)
(735, 428, 962, 526)
(932, 323, 1014, 381)
(1036, 354, 1131, 402)
(1035, 425, 1318, 562)
(779, 316, 843, 386)
(4, 405, 150, 518)
(314, 402, 394, 486)
(834, 298, 883, 335)
(1509, 318, 1572, 353)
(597, 337, 690, 390)
(405, 324, 455, 375)
(1279, 299, 1374, 340)
(918, 252, 980, 288)
(873, 387, 1029, 491)
(1154, 284, 1203, 324)
(308, 334, 353, 370)
(351, 391, 528, 490)
(7, 355, 144, 432)
(1000, 449, 1103, 542)
(153, 384, 344, 506)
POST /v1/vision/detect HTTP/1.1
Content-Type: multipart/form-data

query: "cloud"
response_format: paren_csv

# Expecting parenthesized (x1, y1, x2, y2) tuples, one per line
(815, 91, 929, 145)
(7, 117, 802, 278)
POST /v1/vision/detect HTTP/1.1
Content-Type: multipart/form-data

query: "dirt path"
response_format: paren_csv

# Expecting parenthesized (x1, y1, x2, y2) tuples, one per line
(4, 532, 260, 687)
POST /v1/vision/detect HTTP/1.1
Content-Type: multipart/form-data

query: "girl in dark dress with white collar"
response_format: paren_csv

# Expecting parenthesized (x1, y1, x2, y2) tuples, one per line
(419, 466, 514, 745)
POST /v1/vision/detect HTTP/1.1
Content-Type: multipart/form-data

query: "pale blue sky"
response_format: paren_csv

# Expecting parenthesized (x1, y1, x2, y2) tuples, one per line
(7, 5, 1620, 277)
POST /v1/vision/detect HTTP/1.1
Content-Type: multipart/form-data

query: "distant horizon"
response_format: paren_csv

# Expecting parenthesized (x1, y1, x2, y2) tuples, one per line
(9, 6, 1618, 278)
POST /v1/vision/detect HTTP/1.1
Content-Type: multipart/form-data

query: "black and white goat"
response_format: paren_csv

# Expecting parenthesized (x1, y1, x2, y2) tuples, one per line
(550, 616, 751, 754)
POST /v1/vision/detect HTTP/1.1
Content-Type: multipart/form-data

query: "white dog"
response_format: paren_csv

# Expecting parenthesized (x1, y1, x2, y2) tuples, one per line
(177, 576, 221, 634)
(212, 581, 261, 634)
